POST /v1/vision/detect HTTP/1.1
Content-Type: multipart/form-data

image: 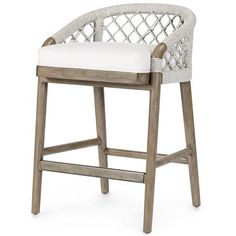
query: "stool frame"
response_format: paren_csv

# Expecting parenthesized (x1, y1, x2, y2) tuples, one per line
(32, 4, 200, 233)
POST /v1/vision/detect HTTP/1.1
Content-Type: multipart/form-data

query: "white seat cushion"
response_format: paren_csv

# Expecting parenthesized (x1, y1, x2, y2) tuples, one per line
(38, 42, 156, 73)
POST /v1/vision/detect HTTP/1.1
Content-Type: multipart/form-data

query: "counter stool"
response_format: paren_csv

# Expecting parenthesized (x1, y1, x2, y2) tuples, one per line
(32, 4, 200, 233)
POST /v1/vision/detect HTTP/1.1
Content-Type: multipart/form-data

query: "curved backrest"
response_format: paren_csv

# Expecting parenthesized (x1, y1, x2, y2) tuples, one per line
(63, 11, 184, 44)
(52, 4, 196, 45)
(51, 4, 196, 80)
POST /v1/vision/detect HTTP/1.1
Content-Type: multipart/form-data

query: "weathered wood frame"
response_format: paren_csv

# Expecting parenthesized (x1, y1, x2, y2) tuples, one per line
(32, 36, 200, 234)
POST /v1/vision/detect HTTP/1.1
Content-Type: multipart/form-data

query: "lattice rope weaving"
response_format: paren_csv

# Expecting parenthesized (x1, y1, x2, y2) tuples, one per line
(102, 12, 183, 44)
(63, 12, 184, 44)
(63, 22, 96, 43)
(162, 37, 189, 71)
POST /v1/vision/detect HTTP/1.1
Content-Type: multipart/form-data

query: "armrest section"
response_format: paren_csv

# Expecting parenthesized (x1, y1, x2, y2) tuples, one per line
(151, 43, 167, 59)
(42, 37, 56, 47)
(151, 16, 196, 84)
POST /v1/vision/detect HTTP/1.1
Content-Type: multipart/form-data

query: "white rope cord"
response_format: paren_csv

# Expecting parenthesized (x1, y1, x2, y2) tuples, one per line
(62, 12, 184, 44)
(63, 22, 96, 43)
(162, 37, 189, 71)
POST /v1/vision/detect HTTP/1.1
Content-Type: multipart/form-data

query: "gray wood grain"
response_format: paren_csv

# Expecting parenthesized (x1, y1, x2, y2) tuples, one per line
(31, 78, 48, 214)
(143, 72, 162, 233)
(40, 77, 152, 90)
(180, 81, 200, 207)
(44, 138, 101, 155)
(37, 66, 150, 85)
(94, 87, 109, 193)
(105, 147, 188, 164)
(156, 148, 191, 167)
(40, 161, 145, 183)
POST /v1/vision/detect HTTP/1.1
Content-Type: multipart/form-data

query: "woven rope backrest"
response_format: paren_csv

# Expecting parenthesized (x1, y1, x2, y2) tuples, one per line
(63, 11, 184, 44)
(55, 4, 196, 74)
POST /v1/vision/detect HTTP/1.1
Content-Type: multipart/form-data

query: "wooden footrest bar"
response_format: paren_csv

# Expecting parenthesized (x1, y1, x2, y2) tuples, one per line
(105, 148, 166, 159)
(105, 148, 189, 164)
(40, 161, 145, 183)
(44, 138, 101, 155)
(156, 148, 191, 167)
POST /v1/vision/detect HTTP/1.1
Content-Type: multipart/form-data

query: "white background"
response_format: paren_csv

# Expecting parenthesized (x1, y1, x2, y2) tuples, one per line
(0, 0, 235, 235)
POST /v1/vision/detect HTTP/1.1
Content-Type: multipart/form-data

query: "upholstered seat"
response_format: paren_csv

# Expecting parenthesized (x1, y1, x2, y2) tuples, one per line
(38, 42, 156, 73)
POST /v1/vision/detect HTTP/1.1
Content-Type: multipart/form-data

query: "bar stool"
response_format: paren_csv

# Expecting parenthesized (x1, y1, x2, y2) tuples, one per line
(32, 3, 200, 233)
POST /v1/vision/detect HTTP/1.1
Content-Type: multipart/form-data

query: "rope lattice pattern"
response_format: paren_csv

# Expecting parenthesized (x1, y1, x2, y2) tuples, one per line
(102, 12, 183, 44)
(63, 12, 183, 44)
(162, 37, 189, 71)
(63, 22, 96, 43)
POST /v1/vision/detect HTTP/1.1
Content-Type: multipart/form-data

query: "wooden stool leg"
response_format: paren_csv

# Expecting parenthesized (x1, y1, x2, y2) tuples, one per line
(32, 78, 48, 214)
(180, 81, 201, 207)
(143, 74, 162, 233)
(94, 87, 109, 194)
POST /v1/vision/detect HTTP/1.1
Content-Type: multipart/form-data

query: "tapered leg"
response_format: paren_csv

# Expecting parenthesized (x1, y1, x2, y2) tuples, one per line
(143, 73, 162, 233)
(180, 81, 200, 207)
(94, 87, 109, 193)
(32, 78, 48, 214)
